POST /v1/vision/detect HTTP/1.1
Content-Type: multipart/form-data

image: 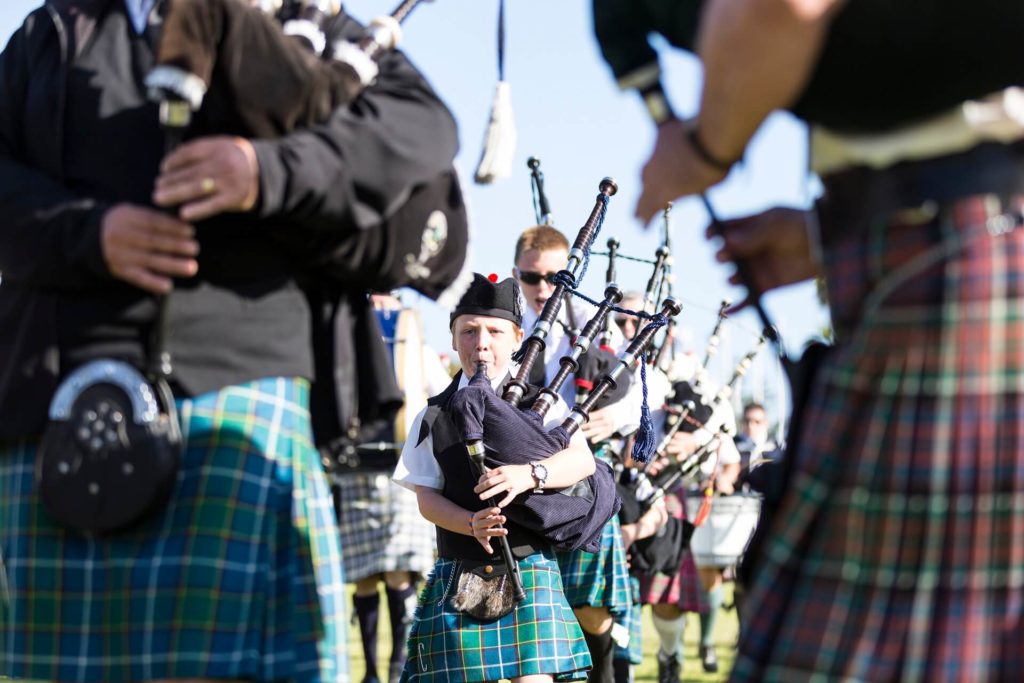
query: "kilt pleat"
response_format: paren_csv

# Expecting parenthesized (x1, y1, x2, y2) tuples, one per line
(335, 471, 436, 582)
(555, 515, 632, 614)
(0, 377, 348, 683)
(734, 194, 1024, 682)
(400, 551, 591, 682)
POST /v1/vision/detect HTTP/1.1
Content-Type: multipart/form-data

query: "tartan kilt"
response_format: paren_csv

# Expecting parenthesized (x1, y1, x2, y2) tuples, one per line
(613, 576, 644, 665)
(400, 550, 591, 682)
(334, 470, 436, 582)
(734, 192, 1024, 681)
(638, 487, 708, 614)
(0, 377, 348, 683)
(555, 514, 632, 614)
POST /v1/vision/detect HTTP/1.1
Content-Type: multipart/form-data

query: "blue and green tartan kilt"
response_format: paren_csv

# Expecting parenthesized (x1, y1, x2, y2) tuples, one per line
(734, 191, 1024, 681)
(555, 515, 632, 614)
(0, 377, 347, 683)
(401, 550, 591, 682)
(613, 576, 644, 665)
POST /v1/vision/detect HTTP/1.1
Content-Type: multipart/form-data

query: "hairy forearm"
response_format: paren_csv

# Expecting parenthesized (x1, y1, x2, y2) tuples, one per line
(695, 0, 843, 162)
(415, 486, 475, 536)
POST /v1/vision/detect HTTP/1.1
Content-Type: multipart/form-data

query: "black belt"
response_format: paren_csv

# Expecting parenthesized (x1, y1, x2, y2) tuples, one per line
(818, 140, 1024, 243)
(322, 441, 402, 472)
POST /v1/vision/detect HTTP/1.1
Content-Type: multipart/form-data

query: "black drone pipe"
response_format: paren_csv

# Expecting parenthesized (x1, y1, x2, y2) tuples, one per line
(531, 283, 624, 419)
(504, 177, 618, 407)
(561, 297, 683, 437)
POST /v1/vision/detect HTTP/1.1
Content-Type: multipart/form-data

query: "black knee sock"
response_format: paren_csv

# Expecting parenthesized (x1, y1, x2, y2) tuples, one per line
(353, 592, 381, 682)
(612, 657, 633, 683)
(583, 628, 614, 683)
(386, 584, 417, 677)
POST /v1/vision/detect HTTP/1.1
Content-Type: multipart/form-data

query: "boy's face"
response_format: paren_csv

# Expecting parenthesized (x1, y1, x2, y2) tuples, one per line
(451, 314, 524, 379)
(513, 247, 569, 314)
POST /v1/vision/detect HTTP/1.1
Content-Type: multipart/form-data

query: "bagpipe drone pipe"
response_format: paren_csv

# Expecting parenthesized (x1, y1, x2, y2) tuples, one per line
(146, 0, 469, 302)
(525, 158, 632, 414)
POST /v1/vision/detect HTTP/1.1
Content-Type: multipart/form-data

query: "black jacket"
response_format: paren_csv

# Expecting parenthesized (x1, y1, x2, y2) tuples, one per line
(0, 0, 458, 438)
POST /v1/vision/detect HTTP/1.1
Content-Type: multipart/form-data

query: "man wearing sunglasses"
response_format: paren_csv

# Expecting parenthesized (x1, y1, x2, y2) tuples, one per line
(512, 224, 645, 683)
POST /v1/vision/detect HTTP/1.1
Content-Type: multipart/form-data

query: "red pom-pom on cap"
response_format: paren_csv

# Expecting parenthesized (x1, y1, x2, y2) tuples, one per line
(487, 273, 499, 283)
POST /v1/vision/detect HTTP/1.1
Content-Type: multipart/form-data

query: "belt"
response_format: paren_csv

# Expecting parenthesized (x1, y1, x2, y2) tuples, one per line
(817, 140, 1024, 244)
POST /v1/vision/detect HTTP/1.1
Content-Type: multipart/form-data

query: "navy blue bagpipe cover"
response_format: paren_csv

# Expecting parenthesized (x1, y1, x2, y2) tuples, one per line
(447, 371, 621, 554)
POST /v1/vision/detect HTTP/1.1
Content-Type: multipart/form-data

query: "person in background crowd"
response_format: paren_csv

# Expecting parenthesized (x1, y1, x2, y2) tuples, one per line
(336, 293, 451, 683)
(733, 401, 781, 475)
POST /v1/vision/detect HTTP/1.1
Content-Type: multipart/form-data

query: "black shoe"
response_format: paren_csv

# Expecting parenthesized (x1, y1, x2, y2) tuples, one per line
(656, 650, 680, 683)
(361, 674, 381, 683)
(699, 644, 719, 674)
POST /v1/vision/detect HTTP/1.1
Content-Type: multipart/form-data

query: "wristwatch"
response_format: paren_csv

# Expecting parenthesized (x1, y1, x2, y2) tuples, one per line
(530, 462, 549, 493)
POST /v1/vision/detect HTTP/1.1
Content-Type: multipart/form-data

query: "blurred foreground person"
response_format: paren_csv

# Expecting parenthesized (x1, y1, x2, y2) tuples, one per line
(596, 0, 1024, 679)
(0, 0, 456, 680)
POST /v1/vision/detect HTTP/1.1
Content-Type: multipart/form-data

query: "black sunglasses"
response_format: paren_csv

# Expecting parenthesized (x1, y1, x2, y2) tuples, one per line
(517, 269, 559, 286)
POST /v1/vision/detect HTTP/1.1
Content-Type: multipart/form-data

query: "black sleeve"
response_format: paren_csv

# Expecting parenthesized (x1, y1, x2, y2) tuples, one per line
(0, 12, 113, 290)
(591, 0, 705, 90)
(252, 12, 459, 232)
(592, 0, 660, 91)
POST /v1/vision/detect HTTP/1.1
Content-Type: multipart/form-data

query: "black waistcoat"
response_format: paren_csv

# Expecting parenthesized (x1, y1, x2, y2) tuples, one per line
(420, 373, 548, 561)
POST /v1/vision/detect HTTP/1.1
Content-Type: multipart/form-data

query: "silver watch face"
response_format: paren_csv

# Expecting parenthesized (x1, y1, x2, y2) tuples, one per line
(532, 463, 549, 484)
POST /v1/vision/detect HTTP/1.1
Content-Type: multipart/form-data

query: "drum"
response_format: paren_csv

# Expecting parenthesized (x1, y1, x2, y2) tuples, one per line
(684, 493, 761, 567)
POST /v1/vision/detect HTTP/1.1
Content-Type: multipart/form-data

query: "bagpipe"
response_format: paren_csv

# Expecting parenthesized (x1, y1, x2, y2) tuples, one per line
(613, 321, 766, 575)
(442, 180, 683, 588)
(616, 430, 728, 576)
(146, 0, 469, 303)
(524, 158, 632, 413)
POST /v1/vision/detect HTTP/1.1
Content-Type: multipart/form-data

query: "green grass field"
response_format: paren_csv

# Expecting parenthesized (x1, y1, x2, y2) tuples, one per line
(348, 583, 739, 683)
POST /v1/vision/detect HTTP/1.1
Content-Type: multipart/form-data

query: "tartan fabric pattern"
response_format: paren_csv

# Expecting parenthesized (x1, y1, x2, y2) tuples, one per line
(734, 194, 1024, 681)
(638, 487, 708, 613)
(335, 471, 436, 582)
(400, 550, 591, 682)
(613, 576, 644, 665)
(555, 514, 633, 613)
(0, 377, 348, 683)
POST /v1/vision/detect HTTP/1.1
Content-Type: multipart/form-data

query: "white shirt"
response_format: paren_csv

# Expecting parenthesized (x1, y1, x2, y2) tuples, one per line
(393, 370, 591, 492)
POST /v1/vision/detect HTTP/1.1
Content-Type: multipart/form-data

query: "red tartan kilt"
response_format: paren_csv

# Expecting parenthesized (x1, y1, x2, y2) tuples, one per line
(637, 486, 707, 613)
(735, 186, 1024, 681)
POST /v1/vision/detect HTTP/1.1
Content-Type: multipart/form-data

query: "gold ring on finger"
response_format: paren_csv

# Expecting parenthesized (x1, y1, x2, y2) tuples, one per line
(200, 177, 216, 194)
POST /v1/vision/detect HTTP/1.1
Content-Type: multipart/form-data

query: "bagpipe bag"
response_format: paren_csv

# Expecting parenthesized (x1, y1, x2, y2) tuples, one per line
(446, 371, 621, 554)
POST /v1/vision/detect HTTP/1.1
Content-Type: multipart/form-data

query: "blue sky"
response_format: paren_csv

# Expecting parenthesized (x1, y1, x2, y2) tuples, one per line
(0, 0, 830, 417)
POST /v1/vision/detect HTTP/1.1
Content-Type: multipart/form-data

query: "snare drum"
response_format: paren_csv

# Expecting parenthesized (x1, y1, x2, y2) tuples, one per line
(684, 493, 761, 567)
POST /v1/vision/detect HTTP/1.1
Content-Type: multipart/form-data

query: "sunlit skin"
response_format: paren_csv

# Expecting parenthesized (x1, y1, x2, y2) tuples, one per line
(742, 405, 770, 445)
(513, 247, 569, 314)
(450, 314, 524, 381)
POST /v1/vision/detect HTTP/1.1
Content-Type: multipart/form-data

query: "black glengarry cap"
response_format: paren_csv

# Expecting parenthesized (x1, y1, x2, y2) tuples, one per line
(449, 273, 523, 328)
